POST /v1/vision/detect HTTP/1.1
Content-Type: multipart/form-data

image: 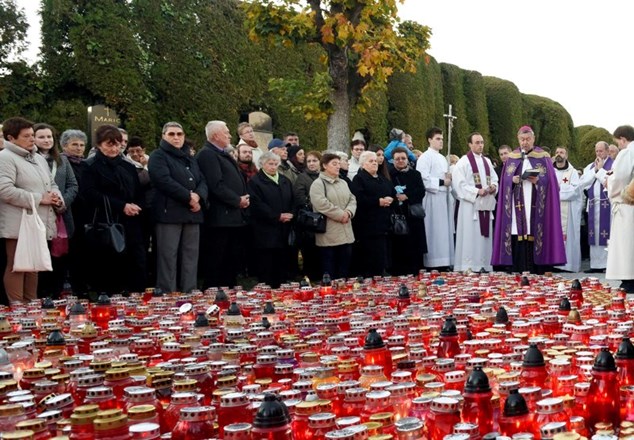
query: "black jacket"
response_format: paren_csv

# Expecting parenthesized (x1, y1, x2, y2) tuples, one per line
(351, 169, 396, 237)
(148, 140, 208, 224)
(247, 170, 294, 249)
(293, 169, 319, 210)
(196, 141, 248, 227)
(389, 165, 426, 210)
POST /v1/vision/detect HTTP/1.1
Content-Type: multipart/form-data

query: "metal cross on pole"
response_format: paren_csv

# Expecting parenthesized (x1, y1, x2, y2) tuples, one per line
(443, 104, 457, 162)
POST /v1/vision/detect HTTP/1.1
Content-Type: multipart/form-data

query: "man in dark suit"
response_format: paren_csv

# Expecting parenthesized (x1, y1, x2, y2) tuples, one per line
(197, 120, 250, 288)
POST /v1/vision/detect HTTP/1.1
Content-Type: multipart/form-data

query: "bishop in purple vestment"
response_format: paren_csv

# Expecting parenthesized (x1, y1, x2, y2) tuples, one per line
(491, 126, 567, 272)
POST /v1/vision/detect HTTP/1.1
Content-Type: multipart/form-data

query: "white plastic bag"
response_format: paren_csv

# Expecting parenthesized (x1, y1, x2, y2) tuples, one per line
(13, 194, 53, 272)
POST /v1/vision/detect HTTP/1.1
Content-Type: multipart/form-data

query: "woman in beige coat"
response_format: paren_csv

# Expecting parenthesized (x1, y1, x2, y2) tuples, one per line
(309, 152, 357, 279)
(0, 117, 63, 304)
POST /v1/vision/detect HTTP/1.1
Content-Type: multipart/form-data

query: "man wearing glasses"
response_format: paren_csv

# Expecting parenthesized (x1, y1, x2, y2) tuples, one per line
(148, 122, 207, 293)
(348, 139, 366, 180)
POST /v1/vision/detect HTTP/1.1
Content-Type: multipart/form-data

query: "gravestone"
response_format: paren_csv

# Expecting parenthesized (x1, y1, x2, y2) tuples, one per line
(249, 111, 272, 152)
(87, 105, 121, 147)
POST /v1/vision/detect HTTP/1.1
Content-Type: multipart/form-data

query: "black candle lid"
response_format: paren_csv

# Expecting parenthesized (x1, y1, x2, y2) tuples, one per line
(364, 328, 385, 349)
(253, 393, 291, 428)
(194, 312, 209, 328)
(41, 297, 55, 309)
(558, 297, 571, 312)
(570, 279, 582, 290)
(617, 338, 634, 360)
(321, 273, 332, 286)
(263, 301, 276, 315)
(227, 302, 242, 316)
(495, 307, 509, 324)
(503, 389, 528, 416)
(398, 284, 410, 299)
(522, 343, 545, 367)
(520, 276, 530, 286)
(69, 302, 86, 315)
(97, 294, 111, 305)
(464, 366, 491, 393)
(261, 317, 271, 329)
(46, 329, 66, 346)
(593, 347, 617, 372)
(215, 289, 228, 302)
(440, 316, 458, 337)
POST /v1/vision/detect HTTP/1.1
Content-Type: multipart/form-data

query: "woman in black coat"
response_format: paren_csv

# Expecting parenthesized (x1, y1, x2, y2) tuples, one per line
(80, 125, 146, 294)
(351, 151, 396, 277)
(293, 151, 322, 281)
(247, 151, 295, 288)
(148, 122, 207, 293)
(389, 147, 427, 276)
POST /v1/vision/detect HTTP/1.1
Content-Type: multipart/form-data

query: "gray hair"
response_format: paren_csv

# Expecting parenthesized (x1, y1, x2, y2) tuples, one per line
(325, 150, 348, 161)
(162, 121, 183, 134)
(259, 151, 281, 168)
(205, 120, 227, 140)
(59, 129, 88, 148)
(358, 150, 377, 167)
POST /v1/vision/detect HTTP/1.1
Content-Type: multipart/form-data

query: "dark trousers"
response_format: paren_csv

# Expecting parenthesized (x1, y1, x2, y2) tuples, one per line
(511, 236, 550, 275)
(320, 244, 352, 280)
(201, 226, 245, 288)
(357, 236, 388, 277)
(391, 218, 426, 276)
(255, 248, 287, 288)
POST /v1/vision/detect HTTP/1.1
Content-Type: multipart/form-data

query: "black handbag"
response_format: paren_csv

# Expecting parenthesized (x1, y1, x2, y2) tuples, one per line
(296, 179, 328, 233)
(408, 203, 426, 219)
(390, 213, 410, 235)
(84, 197, 126, 253)
(297, 206, 326, 233)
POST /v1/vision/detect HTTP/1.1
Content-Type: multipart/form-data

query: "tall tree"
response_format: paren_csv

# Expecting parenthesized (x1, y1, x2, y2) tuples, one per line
(243, 0, 430, 151)
(0, 0, 28, 64)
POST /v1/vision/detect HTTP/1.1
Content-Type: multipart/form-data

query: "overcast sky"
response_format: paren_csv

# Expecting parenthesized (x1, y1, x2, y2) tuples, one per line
(15, 0, 632, 133)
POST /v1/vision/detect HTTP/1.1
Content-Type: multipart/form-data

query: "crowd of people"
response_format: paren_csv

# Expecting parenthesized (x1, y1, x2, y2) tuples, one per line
(0, 116, 633, 305)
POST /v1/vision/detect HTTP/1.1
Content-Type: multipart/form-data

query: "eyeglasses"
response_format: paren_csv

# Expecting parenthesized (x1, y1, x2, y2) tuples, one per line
(166, 132, 184, 137)
(394, 157, 408, 161)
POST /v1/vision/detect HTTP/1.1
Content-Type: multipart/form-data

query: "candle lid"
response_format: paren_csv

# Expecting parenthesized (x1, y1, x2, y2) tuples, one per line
(616, 338, 634, 360)
(503, 389, 528, 416)
(593, 348, 617, 372)
(495, 307, 509, 324)
(440, 316, 458, 337)
(364, 329, 385, 349)
(522, 344, 545, 367)
(464, 366, 491, 393)
(253, 393, 290, 428)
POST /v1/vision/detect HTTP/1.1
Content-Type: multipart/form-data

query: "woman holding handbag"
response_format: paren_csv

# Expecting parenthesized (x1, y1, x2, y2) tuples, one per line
(389, 147, 427, 276)
(0, 117, 63, 304)
(80, 124, 146, 295)
(309, 153, 357, 280)
(34, 123, 78, 297)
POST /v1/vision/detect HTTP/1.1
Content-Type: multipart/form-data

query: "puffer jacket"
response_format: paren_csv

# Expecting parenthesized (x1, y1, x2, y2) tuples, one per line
(309, 172, 357, 247)
(0, 142, 60, 240)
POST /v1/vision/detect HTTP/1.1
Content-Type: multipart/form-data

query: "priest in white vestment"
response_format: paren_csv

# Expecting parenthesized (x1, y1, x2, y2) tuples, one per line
(579, 141, 612, 272)
(552, 147, 582, 272)
(416, 127, 454, 269)
(452, 133, 498, 272)
(606, 125, 634, 293)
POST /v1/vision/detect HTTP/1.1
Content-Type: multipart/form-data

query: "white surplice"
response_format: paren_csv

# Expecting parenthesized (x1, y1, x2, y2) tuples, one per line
(452, 153, 498, 272)
(606, 142, 634, 280)
(554, 163, 582, 272)
(579, 162, 610, 269)
(416, 148, 454, 268)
